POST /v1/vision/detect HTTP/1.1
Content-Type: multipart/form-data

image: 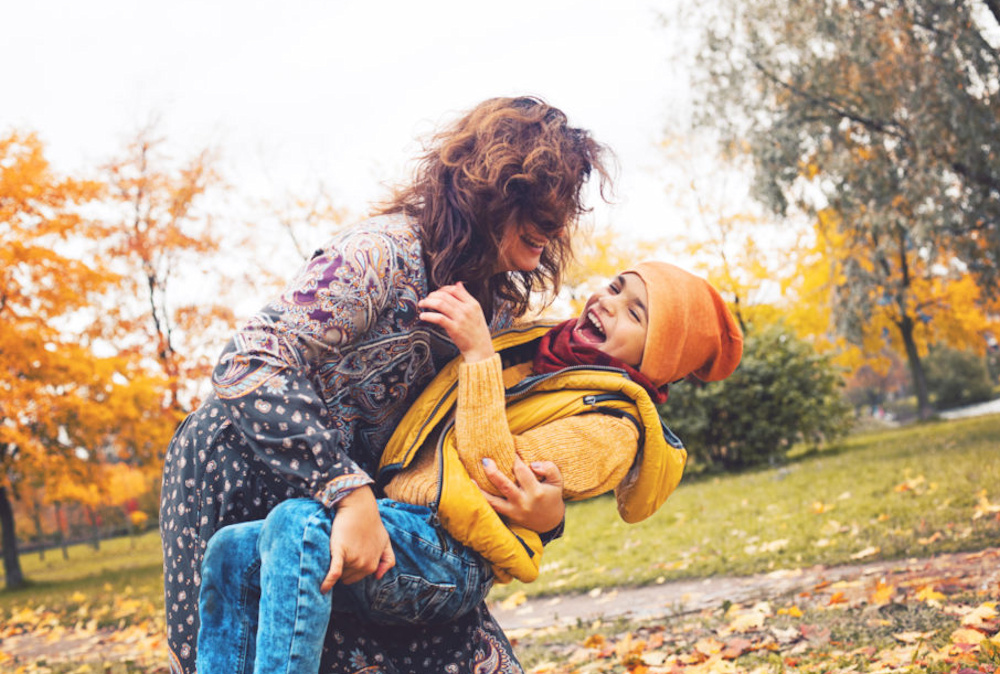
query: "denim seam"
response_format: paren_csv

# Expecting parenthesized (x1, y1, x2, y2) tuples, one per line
(236, 557, 261, 674)
(284, 506, 330, 672)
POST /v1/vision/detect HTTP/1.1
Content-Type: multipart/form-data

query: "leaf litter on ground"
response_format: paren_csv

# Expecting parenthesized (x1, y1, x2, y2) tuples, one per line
(510, 547, 1000, 674)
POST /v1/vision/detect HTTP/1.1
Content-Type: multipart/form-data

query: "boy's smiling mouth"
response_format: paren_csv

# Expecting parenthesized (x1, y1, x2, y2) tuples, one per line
(574, 309, 606, 344)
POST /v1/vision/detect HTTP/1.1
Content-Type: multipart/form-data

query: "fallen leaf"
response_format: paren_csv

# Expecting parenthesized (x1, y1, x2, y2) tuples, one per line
(799, 624, 832, 645)
(973, 490, 1000, 520)
(916, 585, 946, 603)
(951, 627, 988, 646)
(811, 501, 834, 514)
(894, 475, 926, 493)
(851, 546, 880, 560)
(893, 630, 936, 643)
(870, 580, 895, 606)
(694, 637, 725, 656)
(771, 626, 800, 644)
(721, 637, 754, 659)
(499, 591, 527, 610)
(961, 602, 998, 628)
(828, 592, 849, 606)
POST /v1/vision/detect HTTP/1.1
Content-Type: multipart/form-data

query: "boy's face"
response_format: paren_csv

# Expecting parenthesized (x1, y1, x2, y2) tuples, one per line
(571, 273, 648, 367)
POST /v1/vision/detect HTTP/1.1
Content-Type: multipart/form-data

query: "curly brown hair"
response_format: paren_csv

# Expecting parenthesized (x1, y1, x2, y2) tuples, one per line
(378, 96, 613, 320)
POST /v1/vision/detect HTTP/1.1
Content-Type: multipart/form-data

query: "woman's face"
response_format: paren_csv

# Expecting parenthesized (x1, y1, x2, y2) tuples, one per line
(496, 218, 562, 273)
(570, 273, 649, 367)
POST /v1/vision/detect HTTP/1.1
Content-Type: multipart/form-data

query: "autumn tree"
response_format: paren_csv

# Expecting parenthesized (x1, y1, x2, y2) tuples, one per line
(99, 124, 236, 415)
(672, 0, 1000, 419)
(0, 131, 125, 587)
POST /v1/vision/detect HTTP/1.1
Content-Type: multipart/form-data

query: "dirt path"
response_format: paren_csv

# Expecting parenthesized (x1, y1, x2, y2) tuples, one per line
(4, 547, 998, 670)
(490, 547, 1000, 630)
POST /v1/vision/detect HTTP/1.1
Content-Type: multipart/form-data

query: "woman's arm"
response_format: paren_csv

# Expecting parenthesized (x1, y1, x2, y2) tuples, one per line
(213, 231, 400, 504)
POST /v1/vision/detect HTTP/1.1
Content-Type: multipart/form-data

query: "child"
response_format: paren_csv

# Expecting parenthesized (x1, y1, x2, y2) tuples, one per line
(196, 262, 743, 674)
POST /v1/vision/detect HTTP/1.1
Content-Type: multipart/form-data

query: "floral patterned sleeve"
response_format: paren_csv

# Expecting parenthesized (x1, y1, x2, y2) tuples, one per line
(211, 227, 403, 508)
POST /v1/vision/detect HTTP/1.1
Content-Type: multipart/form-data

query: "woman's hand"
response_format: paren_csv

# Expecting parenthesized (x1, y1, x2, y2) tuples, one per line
(478, 457, 566, 533)
(322, 486, 395, 593)
(418, 283, 495, 363)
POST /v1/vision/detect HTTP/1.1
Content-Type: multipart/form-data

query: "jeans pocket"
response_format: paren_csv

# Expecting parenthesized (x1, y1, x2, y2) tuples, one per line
(368, 574, 459, 625)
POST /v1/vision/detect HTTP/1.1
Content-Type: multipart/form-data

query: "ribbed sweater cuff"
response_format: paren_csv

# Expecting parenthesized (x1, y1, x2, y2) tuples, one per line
(457, 354, 505, 412)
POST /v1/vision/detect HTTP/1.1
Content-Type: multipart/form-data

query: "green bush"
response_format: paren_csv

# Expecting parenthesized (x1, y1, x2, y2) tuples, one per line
(659, 322, 852, 471)
(924, 345, 995, 410)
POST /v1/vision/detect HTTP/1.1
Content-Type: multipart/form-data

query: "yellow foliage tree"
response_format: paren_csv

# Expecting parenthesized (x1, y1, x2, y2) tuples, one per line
(99, 123, 236, 415)
(1, 131, 123, 585)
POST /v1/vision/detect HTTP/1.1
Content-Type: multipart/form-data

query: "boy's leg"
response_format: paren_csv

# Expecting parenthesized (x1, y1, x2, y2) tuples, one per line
(330, 500, 494, 626)
(197, 521, 264, 674)
(255, 498, 333, 674)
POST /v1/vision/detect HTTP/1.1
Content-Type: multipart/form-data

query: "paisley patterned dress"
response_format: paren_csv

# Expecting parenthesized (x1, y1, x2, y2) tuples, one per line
(159, 214, 522, 673)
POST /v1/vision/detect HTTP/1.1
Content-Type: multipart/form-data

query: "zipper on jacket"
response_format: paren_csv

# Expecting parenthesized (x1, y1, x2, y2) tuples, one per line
(505, 365, 631, 400)
(429, 418, 455, 553)
(583, 392, 633, 406)
(378, 380, 459, 482)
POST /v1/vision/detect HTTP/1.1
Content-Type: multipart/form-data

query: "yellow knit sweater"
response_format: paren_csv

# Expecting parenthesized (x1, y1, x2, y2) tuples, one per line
(384, 355, 640, 506)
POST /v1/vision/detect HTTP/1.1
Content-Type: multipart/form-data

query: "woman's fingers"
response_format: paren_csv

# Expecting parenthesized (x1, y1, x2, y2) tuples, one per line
(479, 457, 566, 533)
(527, 460, 564, 489)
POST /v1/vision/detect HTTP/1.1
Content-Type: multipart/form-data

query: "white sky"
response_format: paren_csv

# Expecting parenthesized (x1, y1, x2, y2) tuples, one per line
(4, 0, 701, 245)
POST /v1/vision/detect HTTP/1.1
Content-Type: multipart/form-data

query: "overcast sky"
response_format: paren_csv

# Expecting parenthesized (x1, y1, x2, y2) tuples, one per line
(5, 0, 699, 245)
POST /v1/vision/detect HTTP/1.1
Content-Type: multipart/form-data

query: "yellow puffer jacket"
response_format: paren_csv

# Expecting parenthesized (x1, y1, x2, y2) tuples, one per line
(377, 322, 687, 583)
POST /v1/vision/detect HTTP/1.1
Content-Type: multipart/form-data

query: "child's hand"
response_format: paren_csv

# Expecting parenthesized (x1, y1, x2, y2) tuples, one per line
(478, 457, 566, 533)
(323, 486, 395, 592)
(418, 282, 495, 363)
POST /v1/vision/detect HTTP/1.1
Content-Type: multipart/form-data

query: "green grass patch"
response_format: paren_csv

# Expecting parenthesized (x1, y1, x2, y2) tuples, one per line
(492, 413, 1000, 601)
(0, 530, 164, 623)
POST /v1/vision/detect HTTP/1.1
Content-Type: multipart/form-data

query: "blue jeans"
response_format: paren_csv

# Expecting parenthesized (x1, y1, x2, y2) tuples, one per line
(196, 498, 494, 674)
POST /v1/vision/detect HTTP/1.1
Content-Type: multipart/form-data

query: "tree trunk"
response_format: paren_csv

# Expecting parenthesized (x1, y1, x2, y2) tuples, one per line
(87, 506, 100, 551)
(54, 501, 70, 560)
(32, 503, 45, 561)
(52, 501, 69, 561)
(898, 314, 933, 420)
(0, 486, 26, 589)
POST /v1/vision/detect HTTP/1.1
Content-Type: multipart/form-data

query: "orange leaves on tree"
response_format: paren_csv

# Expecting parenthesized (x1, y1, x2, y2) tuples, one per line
(0, 129, 181, 588)
(100, 123, 231, 414)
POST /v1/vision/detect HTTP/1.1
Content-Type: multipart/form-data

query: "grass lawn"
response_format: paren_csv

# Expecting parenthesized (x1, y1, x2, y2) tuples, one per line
(0, 531, 164, 623)
(493, 413, 1000, 601)
(2, 413, 999, 661)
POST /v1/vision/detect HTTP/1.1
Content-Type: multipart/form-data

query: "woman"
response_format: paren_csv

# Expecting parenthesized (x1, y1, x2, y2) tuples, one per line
(159, 95, 612, 673)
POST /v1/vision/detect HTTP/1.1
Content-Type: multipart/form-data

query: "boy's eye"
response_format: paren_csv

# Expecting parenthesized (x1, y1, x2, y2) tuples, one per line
(629, 309, 640, 321)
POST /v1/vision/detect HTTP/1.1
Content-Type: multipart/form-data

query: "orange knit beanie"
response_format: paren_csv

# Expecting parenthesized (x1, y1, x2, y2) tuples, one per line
(626, 262, 743, 387)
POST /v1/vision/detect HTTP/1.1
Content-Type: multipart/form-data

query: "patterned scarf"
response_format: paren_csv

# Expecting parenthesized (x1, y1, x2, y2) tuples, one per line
(531, 320, 669, 404)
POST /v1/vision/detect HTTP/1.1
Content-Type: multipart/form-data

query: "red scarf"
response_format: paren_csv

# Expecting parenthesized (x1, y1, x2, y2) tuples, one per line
(531, 320, 669, 404)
